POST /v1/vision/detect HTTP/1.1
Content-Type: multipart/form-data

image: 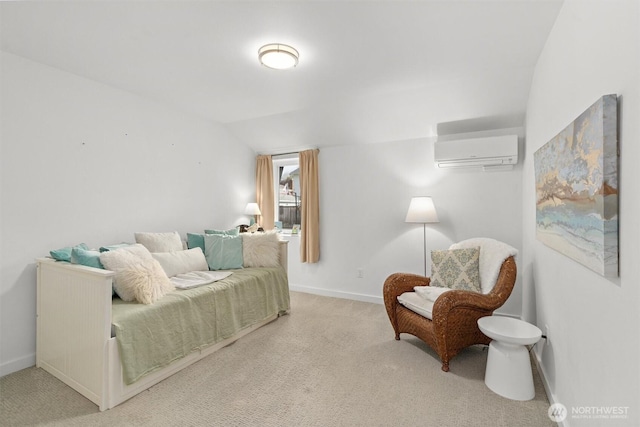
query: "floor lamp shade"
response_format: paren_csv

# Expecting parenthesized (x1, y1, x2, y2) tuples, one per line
(405, 197, 439, 224)
(405, 197, 439, 276)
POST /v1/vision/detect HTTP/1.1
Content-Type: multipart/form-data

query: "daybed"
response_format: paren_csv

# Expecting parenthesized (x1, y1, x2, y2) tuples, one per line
(36, 238, 289, 411)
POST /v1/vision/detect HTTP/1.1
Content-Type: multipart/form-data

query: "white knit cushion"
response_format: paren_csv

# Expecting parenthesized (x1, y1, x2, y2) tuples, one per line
(152, 247, 209, 277)
(134, 231, 183, 253)
(242, 231, 281, 268)
(397, 292, 435, 320)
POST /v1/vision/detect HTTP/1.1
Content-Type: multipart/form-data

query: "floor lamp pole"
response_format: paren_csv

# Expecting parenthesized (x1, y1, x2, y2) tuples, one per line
(422, 223, 427, 277)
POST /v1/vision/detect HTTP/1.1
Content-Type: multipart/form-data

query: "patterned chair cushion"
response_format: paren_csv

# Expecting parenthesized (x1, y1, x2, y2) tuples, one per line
(449, 238, 518, 294)
(430, 247, 481, 293)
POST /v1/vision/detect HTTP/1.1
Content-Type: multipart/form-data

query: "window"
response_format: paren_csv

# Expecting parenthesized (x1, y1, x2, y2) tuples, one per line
(273, 155, 301, 230)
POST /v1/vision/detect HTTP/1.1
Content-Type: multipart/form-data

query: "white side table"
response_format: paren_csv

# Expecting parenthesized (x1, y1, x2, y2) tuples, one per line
(477, 316, 542, 401)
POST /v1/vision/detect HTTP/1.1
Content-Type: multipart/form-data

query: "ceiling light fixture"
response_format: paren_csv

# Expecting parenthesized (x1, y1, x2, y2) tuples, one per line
(258, 43, 299, 70)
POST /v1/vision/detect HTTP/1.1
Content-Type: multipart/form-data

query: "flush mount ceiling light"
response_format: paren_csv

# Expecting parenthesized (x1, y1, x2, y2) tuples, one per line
(258, 43, 299, 70)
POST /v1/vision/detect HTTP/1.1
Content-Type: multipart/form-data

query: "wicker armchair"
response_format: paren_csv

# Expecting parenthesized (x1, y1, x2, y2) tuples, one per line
(383, 255, 516, 372)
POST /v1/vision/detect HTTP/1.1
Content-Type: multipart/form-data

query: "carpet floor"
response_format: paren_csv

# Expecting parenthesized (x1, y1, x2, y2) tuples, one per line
(1, 291, 555, 426)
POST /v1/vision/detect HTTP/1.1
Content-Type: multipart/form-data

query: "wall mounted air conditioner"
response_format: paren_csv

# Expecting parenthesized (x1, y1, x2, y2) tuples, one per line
(434, 134, 518, 171)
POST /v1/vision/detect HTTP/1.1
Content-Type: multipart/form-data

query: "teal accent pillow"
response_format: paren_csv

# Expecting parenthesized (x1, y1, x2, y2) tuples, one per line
(99, 243, 132, 252)
(187, 233, 206, 252)
(71, 247, 104, 269)
(204, 234, 243, 270)
(204, 227, 239, 236)
(50, 243, 89, 262)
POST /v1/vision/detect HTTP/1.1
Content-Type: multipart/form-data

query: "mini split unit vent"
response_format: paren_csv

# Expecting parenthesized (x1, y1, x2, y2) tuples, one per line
(434, 135, 518, 171)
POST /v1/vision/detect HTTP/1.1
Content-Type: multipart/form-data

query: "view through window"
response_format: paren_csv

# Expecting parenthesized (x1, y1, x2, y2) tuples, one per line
(273, 156, 301, 230)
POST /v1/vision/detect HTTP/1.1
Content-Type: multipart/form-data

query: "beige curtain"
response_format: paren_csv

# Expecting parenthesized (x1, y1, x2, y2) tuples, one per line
(299, 149, 320, 263)
(256, 155, 274, 230)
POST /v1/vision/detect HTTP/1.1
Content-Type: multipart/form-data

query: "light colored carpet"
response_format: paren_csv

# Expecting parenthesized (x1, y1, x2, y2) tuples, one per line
(1, 291, 554, 426)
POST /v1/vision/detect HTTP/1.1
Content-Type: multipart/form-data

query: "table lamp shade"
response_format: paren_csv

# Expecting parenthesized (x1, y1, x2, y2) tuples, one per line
(244, 203, 262, 216)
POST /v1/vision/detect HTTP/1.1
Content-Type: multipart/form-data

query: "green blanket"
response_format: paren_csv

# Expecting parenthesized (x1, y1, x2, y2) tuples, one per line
(112, 267, 290, 385)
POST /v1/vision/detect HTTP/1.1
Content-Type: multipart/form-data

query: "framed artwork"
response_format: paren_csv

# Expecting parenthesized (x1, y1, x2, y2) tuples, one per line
(534, 94, 618, 277)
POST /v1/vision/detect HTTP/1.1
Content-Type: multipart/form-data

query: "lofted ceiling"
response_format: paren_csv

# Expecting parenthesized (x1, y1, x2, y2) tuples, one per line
(0, 1, 563, 153)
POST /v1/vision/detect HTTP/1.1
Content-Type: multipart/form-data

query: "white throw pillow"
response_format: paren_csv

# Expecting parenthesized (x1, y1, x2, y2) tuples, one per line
(242, 231, 281, 268)
(134, 231, 183, 253)
(152, 247, 209, 277)
(100, 244, 174, 304)
(100, 244, 152, 270)
(116, 260, 174, 304)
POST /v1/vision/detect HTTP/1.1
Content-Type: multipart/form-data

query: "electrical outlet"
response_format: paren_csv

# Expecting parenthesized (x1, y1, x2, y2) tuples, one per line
(545, 324, 551, 344)
(357, 268, 364, 278)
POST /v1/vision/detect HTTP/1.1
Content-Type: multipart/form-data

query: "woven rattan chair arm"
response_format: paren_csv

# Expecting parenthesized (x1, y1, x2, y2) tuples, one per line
(431, 256, 517, 318)
(383, 273, 431, 301)
(432, 290, 500, 314)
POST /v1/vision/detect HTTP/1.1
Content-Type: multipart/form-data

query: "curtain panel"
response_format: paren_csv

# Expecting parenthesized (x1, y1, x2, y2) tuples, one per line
(256, 155, 275, 230)
(299, 149, 320, 263)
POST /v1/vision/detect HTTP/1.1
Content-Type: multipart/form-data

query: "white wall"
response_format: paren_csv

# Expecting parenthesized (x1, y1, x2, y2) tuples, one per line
(524, 1, 639, 425)
(0, 52, 255, 375)
(286, 135, 524, 317)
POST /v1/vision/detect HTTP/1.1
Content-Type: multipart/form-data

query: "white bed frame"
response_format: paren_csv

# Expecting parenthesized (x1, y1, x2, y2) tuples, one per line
(36, 240, 288, 411)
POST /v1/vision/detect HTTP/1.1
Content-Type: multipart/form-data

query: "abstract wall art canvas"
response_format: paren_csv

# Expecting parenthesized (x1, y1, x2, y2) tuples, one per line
(534, 94, 618, 277)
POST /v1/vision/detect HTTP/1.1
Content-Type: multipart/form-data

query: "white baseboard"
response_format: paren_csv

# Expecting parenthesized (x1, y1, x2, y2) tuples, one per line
(532, 350, 568, 427)
(289, 284, 383, 305)
(492, 312, 520, 319)
(1, 353, 35, 377)
(287, 286, 523, 315)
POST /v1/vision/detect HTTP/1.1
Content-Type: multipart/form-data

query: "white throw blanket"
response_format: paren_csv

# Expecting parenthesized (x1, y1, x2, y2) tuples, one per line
(449, 238, 518, 294)
(414, 238, 517, 301)
(171, 271, 233, 290)
(414, 285, 451, 301)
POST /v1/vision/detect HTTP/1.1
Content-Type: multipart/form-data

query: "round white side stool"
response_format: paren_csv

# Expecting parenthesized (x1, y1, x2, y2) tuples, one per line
(477, 316, 542, 401)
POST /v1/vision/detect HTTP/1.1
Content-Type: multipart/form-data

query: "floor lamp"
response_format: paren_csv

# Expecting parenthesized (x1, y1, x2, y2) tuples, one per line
(405, 196, 439, 277)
